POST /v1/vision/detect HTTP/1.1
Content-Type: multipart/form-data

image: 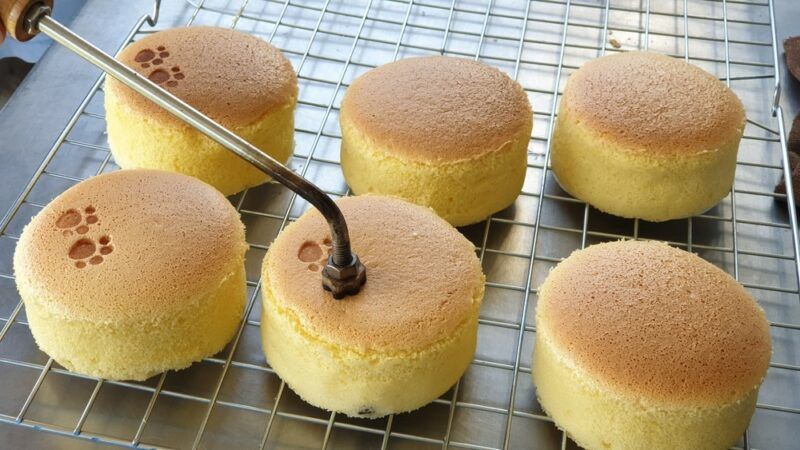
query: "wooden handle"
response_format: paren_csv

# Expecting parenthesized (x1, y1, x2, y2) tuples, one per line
(0, 0, 53, 42)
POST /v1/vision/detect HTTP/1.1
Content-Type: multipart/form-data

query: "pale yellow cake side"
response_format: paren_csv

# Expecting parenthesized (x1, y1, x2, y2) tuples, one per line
(105, 97, 295, 196)
(341, 115, 530, 227)
(533, 328, 759, 450)
(261, 272, 483, 418)
(20, 263, 245, 381)
(550, 106, 741, 222)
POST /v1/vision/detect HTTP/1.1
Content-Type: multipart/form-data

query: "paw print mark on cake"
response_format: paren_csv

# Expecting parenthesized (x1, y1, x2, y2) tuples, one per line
(166, 66, 184, 87)
(55, 208, 81, 231)
(56, 206, 98, 236)
(134, 49, 156, 64)
(56, 206, 112, 268)
(298, 241, 322, 262)
(147, 66, 184, 87)
(136, 45, 185, 87)
(297, 237, 334, 272)
(69, 235, 113, 269)
(148, 69, 170, 84)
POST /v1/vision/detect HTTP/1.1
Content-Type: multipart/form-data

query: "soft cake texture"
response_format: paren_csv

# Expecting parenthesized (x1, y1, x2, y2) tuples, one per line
(261, 196, 485, 417)
(340, 56, 532, 226)
(533, 240, 771, 450)
(14, 170, 248, 381)
(551, 52, 745, 222)
(105, 26, 297, 196)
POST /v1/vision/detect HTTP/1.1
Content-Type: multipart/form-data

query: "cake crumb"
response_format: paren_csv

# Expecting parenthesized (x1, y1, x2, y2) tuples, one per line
(609, 38, 621, 49)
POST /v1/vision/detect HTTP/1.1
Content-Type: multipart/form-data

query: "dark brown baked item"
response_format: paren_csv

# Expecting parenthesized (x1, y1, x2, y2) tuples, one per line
(789, 112, 800, 156)
(785, 36, 800, 82)
(775, 151, 800, 201)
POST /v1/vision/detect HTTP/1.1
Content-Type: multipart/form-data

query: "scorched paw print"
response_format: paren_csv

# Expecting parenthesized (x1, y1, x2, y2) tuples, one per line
(68, 235, 114, 269)
(56, 206, 114, 269)
(297, 237, 333, 272)
(55, 205, 98, 237)
(135, 45, 185, 87)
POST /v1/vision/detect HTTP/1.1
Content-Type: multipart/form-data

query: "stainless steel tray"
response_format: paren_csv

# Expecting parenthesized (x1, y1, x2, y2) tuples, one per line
(0, 0, 798, 449)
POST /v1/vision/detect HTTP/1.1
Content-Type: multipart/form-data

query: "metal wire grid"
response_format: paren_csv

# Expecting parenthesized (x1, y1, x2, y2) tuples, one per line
(0, 0, 798, 448)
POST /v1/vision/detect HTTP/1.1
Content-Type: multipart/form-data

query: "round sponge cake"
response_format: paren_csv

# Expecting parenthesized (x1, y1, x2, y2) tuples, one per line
(261, 196, 485, 417)
(13, 170, 248, 381)
(340, 56, 532, 226)
(551, 52, 745, 222)
(105, 26, 297, 196)
(533, 240, 771, 450)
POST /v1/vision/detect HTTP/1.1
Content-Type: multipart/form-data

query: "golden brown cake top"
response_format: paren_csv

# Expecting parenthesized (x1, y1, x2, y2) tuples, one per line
(264, 196, 485, 352)
(106, 26, 297, 128)
(562, 52, 745, 155)
(537, 240, 771, 406)
(341, 56, 532, 163)
(14, 170, 247, 323)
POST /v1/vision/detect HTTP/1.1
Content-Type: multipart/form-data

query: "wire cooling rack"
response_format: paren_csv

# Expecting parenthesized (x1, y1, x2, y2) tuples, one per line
(0, 0, 798, 448)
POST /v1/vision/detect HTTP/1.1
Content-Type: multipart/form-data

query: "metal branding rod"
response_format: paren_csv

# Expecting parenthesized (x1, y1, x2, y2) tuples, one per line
(0, 0, 366, 298)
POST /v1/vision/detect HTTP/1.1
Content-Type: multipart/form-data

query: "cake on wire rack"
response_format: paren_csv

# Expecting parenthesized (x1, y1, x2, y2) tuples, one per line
(0, 1, 797, 449)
